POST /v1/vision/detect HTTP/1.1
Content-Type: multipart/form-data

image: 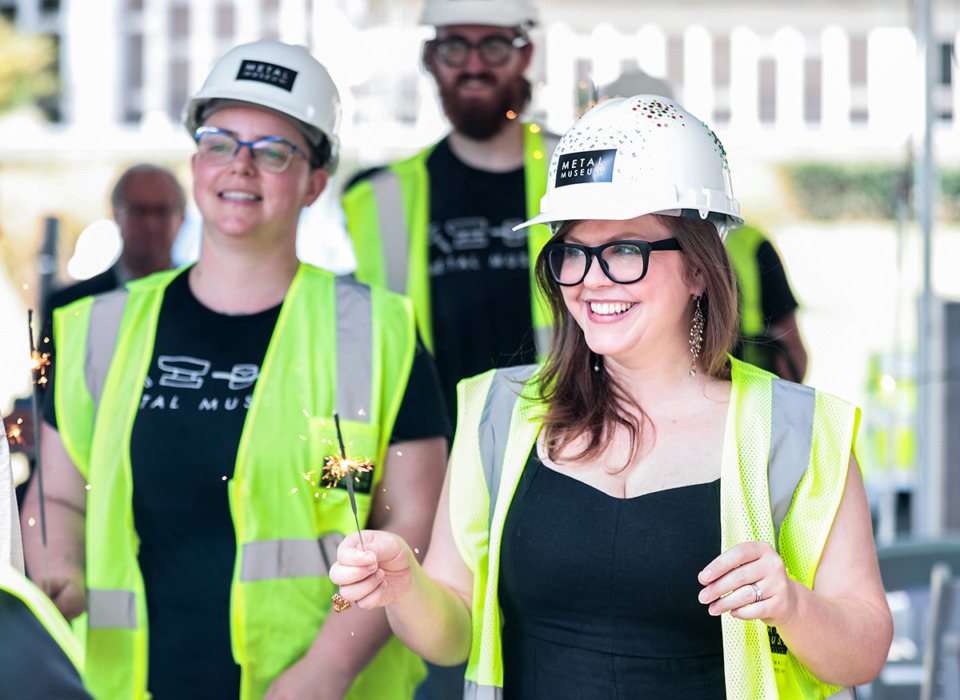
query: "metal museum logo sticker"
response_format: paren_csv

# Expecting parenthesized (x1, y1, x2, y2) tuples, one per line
(236, 60, 298, 92)
(555, 149, 617, 187)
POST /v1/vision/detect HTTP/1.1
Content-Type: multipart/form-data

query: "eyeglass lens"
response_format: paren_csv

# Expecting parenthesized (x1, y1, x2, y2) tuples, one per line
(546, 239, 681, 285)
(434, 36, 517, 67)
(195, 128, 299, 173)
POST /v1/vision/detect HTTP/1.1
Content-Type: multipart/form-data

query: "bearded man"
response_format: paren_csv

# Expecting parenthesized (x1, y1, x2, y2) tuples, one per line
(342, 0, 556, 435)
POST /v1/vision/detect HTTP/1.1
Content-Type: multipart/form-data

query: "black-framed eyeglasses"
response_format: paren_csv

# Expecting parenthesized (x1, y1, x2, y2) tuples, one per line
(542, 238, 682, 286)
(430, 34, 529, 68)
(194, 126, 307, 173)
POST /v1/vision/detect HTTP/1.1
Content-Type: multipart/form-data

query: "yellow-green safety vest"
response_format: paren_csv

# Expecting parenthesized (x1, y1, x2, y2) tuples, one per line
(53, 265, 424, 699)
(341, 123, 557, 357)
(447, 358, 860, 700)
(0, 563, 86, 675)
(726, 224, 776, 372)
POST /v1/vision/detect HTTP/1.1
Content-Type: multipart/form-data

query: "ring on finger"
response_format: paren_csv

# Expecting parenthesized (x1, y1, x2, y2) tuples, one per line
(749, 582, 762, 604)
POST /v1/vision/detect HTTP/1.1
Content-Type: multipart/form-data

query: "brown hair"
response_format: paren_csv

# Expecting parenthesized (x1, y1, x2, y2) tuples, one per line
(533, 214, 739, 469)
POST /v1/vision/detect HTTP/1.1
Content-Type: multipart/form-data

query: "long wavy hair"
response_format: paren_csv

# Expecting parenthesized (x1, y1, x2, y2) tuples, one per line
(534, 214, 740, 469)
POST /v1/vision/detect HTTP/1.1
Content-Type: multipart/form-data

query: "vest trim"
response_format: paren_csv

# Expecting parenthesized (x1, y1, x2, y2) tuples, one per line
(87, 288, 130, 421)
(335, 277, 374, 423)
(768, 378, 816, 546)
(87, 588, 137, 629)
(367, 173, 409, 292)
(239, 533, 345, 581)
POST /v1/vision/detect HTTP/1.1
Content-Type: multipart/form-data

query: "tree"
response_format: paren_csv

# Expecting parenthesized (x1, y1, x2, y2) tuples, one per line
(0, 16, 57, 116)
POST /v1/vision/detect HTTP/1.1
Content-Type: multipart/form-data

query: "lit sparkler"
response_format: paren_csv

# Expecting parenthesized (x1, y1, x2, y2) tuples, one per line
(325, 411, 374, 614)
(27, 309, 51, 595)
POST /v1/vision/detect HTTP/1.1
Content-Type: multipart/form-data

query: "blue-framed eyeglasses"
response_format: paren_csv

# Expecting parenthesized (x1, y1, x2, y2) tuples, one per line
(542, 238, 683, 285)
(194, 126, 308, 173)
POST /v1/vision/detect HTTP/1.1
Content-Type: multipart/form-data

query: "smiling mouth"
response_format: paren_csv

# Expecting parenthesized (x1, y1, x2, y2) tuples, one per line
(590, 302, 635, 316)
(220, 191, 259, 202)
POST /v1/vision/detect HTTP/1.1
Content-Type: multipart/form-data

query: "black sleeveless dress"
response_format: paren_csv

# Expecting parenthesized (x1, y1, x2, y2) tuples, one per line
(498, 452, 725, 699)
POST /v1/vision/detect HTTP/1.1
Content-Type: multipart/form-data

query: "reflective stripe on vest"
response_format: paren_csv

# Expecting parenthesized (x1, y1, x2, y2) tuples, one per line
(240, 532, 344, 582)
(464, 680, 502, 700)
(82, 275, 375, 627)
(477, 366, 813, 546)
(367, 171, 410, 293)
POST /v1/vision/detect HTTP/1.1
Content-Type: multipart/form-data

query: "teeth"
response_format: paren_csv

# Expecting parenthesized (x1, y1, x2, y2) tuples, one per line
(590, 302, 634, 316)
(221, 191, 258, 201)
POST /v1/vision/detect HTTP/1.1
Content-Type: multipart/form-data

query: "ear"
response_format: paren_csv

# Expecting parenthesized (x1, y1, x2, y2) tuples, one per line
(516, 42, 534, 73)
(421, 41, 436, 76)
(302, 168, 328, 208)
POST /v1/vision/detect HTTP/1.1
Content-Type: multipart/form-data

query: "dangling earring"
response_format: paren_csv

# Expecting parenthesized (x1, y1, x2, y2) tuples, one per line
(689, 295, 704, 376)
(593, 353, 602, 372)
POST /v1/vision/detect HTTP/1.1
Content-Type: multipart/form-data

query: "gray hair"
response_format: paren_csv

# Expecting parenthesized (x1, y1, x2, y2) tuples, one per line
(110, 164, 186, 215)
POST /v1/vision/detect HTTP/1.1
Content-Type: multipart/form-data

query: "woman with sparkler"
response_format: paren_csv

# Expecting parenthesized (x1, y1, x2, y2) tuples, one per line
(21, 40, 450, 700)
(331, 95, 893, 699)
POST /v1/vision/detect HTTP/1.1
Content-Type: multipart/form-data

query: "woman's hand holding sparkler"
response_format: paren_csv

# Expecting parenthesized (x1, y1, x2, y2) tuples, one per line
(330, 530, 417, 611)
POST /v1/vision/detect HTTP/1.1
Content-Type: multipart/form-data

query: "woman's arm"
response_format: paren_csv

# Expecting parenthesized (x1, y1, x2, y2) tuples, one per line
(20, 421, 87, 620)
(330, 463, 474, 667)
(698, 454, 893, 687)
(266, 436, 449, 699)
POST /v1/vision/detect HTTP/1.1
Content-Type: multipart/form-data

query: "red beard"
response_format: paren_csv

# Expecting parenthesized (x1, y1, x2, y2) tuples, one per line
(436, 71, 532, 140)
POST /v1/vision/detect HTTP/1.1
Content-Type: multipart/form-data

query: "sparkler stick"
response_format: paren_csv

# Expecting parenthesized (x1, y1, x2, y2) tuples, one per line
(27, 309, 51, 595)
(332, 411, 365, 551)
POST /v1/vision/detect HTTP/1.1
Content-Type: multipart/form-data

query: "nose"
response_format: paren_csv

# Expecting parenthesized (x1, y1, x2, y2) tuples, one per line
(581, 253, 612, 288)
(230, 143, 257, 173)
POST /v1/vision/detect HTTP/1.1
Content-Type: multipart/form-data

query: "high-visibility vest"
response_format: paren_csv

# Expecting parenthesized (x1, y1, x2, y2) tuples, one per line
(341, 123, 557, 357)
(0, 563, 86, 675)
(447, 358, 859, 700)
(53, 265, 424, 699)
(726, 224, 777, 372)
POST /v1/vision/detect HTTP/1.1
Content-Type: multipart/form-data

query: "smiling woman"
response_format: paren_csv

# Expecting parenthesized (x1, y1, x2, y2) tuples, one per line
(331, 94, 894, 700)
(22, 39, 451, 700)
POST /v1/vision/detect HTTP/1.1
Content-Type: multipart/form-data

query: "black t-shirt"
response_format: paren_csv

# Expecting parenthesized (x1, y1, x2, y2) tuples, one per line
(425, 139, 539, 426)
(45, 270, 449, 699)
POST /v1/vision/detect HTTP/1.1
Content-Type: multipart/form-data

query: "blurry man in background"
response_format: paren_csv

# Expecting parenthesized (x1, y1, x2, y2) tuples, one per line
(342, 0, 556, 431)
(41, 163, 185, 336)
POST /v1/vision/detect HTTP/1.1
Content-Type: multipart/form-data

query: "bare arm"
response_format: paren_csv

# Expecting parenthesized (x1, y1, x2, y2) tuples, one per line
(331, 463, 474, 667)
(770, 311, 808, 383)
(20, 421, 87, 620)
(699, 455, 892, 686)
(266, 436, 447, 700)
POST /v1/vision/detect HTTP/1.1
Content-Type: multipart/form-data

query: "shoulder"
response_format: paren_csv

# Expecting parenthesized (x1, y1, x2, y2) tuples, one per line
(46, 268, 118, 311)
(342, 143, 440, 195)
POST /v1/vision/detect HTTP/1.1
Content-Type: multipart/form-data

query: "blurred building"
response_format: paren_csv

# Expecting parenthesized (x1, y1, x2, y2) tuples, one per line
(2, 0, 958, 168)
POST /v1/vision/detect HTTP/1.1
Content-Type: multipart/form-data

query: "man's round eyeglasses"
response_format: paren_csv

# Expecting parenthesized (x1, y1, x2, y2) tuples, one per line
(430, 35, 529, 68)
(194, 127, 307, 173)
(542, 238, 683, 286)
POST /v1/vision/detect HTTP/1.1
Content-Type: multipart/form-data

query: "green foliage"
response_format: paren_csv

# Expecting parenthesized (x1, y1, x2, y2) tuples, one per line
(0, 16, 58, 116)
(780, 161, 960, 221)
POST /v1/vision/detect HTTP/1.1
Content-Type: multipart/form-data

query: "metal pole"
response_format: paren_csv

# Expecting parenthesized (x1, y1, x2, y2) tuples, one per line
(912, 0, 937, 536)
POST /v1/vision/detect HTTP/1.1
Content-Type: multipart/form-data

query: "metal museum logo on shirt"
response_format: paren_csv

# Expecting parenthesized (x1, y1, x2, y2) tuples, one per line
(554, 149, 617, 187)
(236, 60, 298, 92)
(138, 355, 258, 412)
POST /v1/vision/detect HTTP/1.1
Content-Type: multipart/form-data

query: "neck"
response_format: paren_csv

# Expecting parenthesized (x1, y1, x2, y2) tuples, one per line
(447, 118, 526, 172)
(189, 237, 299, 315)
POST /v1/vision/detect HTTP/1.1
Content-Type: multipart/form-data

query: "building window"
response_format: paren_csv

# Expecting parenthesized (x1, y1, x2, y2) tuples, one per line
(758, 57, 776, 123)
(849, 35, 868, 123)
(667, 36, 684, 93)
(40, 0, 60, 12)
(169, 59, 189, 122)
(216, 4, 235, 39)
(170, 5, 189, 38)
(804, 56, 822, 123)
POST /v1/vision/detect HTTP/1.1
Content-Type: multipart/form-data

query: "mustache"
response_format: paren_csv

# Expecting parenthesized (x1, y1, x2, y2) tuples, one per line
(456, 72, 497, 87)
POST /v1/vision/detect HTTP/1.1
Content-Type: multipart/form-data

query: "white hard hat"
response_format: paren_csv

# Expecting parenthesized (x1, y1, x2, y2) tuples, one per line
(182, 39, 341, 173)
(420, 0, 538, 29)
(517, 95, 743, 239)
